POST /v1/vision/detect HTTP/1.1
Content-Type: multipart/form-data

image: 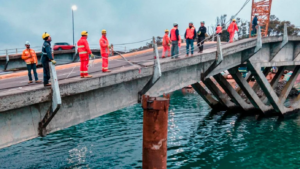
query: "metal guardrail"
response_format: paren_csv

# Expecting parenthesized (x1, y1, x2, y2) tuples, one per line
(0, 46, 42, 55)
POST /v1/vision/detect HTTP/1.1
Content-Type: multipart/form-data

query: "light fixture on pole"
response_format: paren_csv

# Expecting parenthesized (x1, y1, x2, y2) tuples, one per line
(71, 5, 77, 46)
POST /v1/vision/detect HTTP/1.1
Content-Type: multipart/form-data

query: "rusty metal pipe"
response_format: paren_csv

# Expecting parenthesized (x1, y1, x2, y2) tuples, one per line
(142, 95, 170, 169)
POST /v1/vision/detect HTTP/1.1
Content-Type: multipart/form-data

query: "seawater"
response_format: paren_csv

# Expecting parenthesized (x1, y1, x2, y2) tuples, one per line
(1, 90, 300, 169)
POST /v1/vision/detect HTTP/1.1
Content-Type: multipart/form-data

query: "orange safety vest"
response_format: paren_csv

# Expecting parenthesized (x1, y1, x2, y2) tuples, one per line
(216, 26, 222, 34)
(170, 27, 178, 41)
(77, 36, 92, 58)
(185, 27, 195, 39)
(100, 36, 110, 55)
(21, 49, 38, 64)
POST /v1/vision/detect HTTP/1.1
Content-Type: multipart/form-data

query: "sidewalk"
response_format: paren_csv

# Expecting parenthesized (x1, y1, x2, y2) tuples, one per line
(0, 41, 217, 80)
(0, 47, 160, 80)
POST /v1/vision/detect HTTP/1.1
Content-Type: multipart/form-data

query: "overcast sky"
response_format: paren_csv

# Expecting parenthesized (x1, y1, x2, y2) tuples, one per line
(0, 0, 299, 50)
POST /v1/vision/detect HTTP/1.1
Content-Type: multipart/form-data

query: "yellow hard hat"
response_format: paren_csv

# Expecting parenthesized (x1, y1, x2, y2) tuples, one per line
(232, 19, 236, 22)
(81, 31, 88, 36)
(165, 29, 169, 32)
(42, 32, 50, 39)
(102, 29, 107, 34)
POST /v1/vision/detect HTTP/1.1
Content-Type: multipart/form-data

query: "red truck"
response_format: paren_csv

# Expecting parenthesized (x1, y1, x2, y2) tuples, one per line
(53, 42, 75, 51)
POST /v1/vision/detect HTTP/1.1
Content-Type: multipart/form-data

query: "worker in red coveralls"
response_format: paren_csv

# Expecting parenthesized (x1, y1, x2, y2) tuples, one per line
(77, 31, 94, 78)
(227, 19, 239, 43)
(99, 29, 111, 72)
(162, 29, 171, 58)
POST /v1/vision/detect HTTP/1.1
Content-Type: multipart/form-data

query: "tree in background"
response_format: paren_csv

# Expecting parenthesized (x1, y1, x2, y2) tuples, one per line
(236, 18, 250, 40)
(268, 15, 300, 36)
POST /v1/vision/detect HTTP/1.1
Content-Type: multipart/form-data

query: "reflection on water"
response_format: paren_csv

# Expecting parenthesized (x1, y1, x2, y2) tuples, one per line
(1, 90, 300, 168)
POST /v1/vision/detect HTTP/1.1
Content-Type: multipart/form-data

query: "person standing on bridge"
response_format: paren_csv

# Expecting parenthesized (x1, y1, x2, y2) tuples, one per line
(170, 23, 179, 59)
(162, 29, 171, 58)
(197, 21, 207, 53)
(251, 14, 258, 36)
(22, 41, 41, 84)
(77, 31, 94, 78)
(216, 24, 223, 36)
(41, 32, 56, 87)
(184, 22, 196, 57)
(100, 29, 111, 72)
(227, 19, 239, 43)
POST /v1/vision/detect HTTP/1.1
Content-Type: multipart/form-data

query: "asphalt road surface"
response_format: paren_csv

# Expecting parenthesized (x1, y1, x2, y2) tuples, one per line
(0, 43, 218, 90)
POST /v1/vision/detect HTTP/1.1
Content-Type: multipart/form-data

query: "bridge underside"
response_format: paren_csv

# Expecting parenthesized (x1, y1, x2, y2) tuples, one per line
(194, 36, 300, 116)
(195, 64, 300, 116)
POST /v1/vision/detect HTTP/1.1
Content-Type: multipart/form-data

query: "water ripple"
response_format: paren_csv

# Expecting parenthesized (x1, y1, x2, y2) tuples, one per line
(1, 91, 300, 168)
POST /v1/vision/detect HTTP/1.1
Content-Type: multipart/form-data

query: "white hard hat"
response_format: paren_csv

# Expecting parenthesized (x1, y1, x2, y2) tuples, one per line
(173, 23, 178, 26)
(25, 41, 30, 45)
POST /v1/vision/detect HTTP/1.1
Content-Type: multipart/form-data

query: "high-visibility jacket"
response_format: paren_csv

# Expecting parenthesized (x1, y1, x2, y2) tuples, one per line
(185, 27, 196, 39)
(100, 36, 109, 55)
(216, 26, 222, 34)
(77, 36, 92, 58)
(227, 22, 239, 33)
(162, 33, 171, 46)
(170, 27, 179, 41)
(21, 48, 38, 64)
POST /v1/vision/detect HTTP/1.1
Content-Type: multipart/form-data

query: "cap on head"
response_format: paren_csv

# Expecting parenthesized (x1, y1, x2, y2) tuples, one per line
(232, 19, 236, 22)
(165, 29, 169, 32)
(173, 23, 178, 26)
(201, 21, 205, 24)
(81, 31, 88, 36)
(189, 22, 193, 24)
(102, 29, 107, 34)
(42, 32, 50, 40)
(25, 41, 30, 45)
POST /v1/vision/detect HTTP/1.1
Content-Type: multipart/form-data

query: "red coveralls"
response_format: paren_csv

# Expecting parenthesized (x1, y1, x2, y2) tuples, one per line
(77, 36, 92, 77)
(227, 22, 239, 43)
(162, 33, 171, 58)
(100, 36, 110, 72)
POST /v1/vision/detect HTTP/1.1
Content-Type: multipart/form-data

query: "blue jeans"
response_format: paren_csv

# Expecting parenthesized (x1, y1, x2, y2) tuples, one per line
(171, 41, 179, 58)
(186, 39, 194, 55)
(42, 60, 51, 85)
(27, 63, 38, 81)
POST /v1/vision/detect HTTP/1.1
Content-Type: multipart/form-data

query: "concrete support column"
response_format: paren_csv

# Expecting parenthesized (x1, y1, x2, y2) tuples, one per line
(236, 72, 252, 95)
(279, 66, 300, 104)
(261, 67, 285, 103)
(142, 95, 169, 169)
(252, 67, 271, 92)
(213, 73, 252, 110)
(246, 61, 292, 114)
(191, 82, 221, 109)
(270, 67, 285, 87)
(229, 67, 271, 112)
(203, 78, 235, 108)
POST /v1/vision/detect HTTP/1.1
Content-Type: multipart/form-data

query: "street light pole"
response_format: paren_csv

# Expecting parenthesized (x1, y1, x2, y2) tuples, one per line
(71, 5, 77, 46)
(72, 9, 74, 45)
